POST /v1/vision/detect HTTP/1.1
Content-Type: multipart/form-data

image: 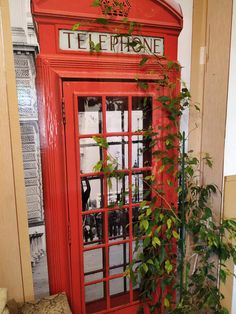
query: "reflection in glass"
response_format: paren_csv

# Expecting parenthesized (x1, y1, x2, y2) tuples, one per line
(132, 172, 151, 203)
(85, 272, 103, 284)
(80, 138, 102, 173)
(84, 248, 104, 277)
(107, 136, 128, 170)
(109, 244, 129, 273)
(106, 97, 128, 133)
(132, 97, 152, 132)
(78, 97, 102, 134)
(83, 213, 104, 244)
(85, 282, 104, 303)
(81, 176, 104, 211)
(109, 244, 130, 295)
(132, 206, 140, 237)
(132, 136, 151, 168)
(108, 175, 129, 206)
(110, 277, 129, 297)
(108, 210, 129, 241)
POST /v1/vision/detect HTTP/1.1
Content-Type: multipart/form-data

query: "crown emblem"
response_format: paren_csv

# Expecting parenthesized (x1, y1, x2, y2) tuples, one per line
(101, 0, 131, 17)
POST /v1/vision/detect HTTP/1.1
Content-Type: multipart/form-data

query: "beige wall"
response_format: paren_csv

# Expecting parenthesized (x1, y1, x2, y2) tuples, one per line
(221, 176, 236, 312)
(0, 0, 33, 302)
(190, 1, 234, 311)
(189, 0, 233, 216)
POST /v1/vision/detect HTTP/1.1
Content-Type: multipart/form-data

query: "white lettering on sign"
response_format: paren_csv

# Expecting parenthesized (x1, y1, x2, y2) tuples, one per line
(59, 30, 164, 56)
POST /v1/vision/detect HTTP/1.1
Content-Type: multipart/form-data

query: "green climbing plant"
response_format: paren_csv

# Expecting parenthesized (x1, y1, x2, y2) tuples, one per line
(83, 1, 236, 313)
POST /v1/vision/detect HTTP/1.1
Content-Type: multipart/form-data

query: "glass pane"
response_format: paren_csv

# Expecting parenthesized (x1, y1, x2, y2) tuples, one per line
(85, 272, 103, 284)
(132, 206, 140, 237)
(78, 96, 102, 135)
(109, 277, 126, 296)
(132, 97, 152, 132)
(108, 175, 129, 206)
(85, 282, 105, 303)
(110, 278, 130, 308)
(81, 176, 104, 210)
(132, 172, 151, 203)
(106, 97, 128, 133)
(83, 213, 104, 244)
(109, 243, 129, 275)
(80, 138, 103, 173)
(107, 136, 128, 169)
(108, 209, 129, 242)
(84, 248, 104, 278)
(132, 135, 151, 168)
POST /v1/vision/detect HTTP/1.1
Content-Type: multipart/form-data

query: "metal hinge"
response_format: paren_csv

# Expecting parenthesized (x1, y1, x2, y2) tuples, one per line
(61, 97, 66, 125)
(67, 222, 72, 245)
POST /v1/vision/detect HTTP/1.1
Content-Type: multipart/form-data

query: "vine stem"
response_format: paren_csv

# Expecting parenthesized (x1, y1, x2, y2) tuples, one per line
(143, 180, 180, 222)
(179, 131, 186, 300)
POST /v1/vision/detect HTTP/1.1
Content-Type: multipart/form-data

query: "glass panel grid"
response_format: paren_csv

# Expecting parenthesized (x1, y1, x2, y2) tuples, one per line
(78, 94, 153, 311)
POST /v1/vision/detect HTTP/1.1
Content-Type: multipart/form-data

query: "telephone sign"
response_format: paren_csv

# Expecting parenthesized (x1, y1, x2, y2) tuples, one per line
(59, 30, 164, 55)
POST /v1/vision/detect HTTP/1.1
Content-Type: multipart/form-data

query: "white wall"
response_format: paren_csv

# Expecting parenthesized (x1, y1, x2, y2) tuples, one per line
(224, 2, 236, 177)
(224, 1, 236, 312)
(177, 0, 193, 134)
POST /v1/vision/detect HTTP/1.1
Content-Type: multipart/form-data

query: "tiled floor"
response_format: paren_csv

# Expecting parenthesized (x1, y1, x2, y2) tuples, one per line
(32, 254, 50, 299)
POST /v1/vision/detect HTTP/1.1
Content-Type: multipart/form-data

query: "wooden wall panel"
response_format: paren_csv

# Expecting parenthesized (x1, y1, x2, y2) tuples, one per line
(0, 0, 33, 302)
(189, 0, 233, 216)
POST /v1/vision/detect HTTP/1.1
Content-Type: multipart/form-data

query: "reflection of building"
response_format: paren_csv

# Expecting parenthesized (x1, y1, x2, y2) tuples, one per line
(9, 0, 47, 280)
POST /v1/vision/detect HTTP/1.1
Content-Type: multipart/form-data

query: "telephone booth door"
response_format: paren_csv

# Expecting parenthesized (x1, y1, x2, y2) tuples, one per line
(63, 81, 162, 313)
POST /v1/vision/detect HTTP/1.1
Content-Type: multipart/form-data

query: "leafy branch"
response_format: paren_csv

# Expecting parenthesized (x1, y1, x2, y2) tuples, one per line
(88, 1, 236, 313)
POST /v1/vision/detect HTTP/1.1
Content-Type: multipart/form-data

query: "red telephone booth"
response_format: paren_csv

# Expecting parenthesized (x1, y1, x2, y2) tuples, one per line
(31, 1, 183, 313)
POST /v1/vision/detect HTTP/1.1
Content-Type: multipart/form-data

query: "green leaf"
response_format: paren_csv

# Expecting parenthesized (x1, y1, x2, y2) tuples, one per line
(160, 213, 164, 221)
(152, 236, 161, 247)
(142, 263, 148, 273)
(194, 104, 200, 111)
(143, 237, 151, 248)
(107, 178, 112, 189)
(96, 18, 109, 25)
(92, 136, 108, 149)
(146, 207, 152, 216)
(93, 160, 103, 172)
(139, 56, 149, 67)
(167, 179, 174, 187)
(158, 165, 165, 173)
(72, 23, 80, 31)
(172, 230, 180, 240)
(92, 0, 101, 6)
(141, 220, 149, 231)
(95, 43, 101, 52)
(159, 246, 166, 264)
(137, 81, 148, 90)
(219, 308, 229, 314)
(165, 260, 173, 274)
(158, 96, 171, 103)
(167, 218, 172, 230)
(220, 269, 227, 284)
(167, 61, 174, 69)
(203, 207, 212, 219)
(164, 297, 170, 308)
